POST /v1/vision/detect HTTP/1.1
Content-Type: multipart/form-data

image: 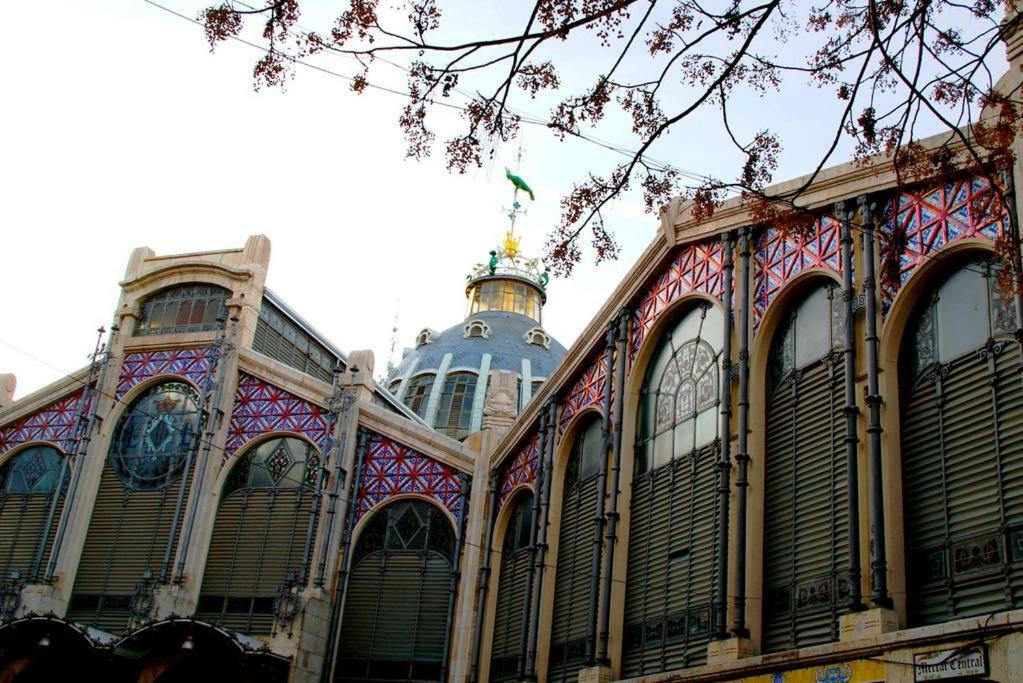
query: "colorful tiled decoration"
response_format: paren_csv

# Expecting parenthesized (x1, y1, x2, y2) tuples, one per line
(499, 432, 541, 506)
(0, 390, 88, 456)
(117, 347, 217, 398)
(753, 217, 841, 329)
(225, 373, 330, 457)
(560, 352, 609, 429)
(629, 239, 725, 366)
(881, 174, 1006, 307)
(356, 431, 464, 520)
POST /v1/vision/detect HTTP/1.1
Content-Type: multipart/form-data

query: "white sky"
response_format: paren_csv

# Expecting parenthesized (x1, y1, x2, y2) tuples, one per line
(0, 1, 1007, 400)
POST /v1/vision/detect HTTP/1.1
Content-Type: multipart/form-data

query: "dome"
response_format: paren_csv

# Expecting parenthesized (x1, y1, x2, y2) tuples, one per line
(387, 169, 566, 441)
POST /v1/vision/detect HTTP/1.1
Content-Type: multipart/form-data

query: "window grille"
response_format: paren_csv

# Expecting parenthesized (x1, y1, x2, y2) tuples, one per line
(490, 492, 535, 682)
(403, 374, 435, 419)
(134, 284, 229, 336)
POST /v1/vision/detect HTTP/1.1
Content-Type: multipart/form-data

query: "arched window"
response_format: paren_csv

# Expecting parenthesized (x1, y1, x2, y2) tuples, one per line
(490, 491, 535, 682)
(403, 374, 435, 419)
(68, 381, 202, 632)
(623, 304, 722, 677)
(134, 284, 229, 336)
(0, 445, 69, 582)
(435, 372, 478, 440)
(464, 320, 491, 339)
(197, 436, 322, 634)
(524, 327, 551, 349)
(762, 281, 849, 653)
(901, 258, 1022, 626)
(336, 499, 455, 682)
(548, 414, 603, 682)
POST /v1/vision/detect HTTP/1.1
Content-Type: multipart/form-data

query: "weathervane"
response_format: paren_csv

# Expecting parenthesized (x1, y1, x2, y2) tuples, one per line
(502, 141, 535, 260)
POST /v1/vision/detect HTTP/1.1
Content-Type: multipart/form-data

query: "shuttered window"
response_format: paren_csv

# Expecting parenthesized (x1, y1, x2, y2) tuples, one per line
(435, 372, 477, 440)
(337, 499, 455, 682)
(548, 415, 603, 683)
(68, 382, 202, 632)
(403, 375, 435, 419)
(763, 282, 850, 653)
(196, 436, 322, 634)
(490, 492, 534, 682)
(252, 299, 338, 383)
(902, 259, 1023, 626)
(0, 445, 70, 583)
(624, 305, 722, 677)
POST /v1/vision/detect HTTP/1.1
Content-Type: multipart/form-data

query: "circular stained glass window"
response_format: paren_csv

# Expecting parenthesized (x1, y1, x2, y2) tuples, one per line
(109, 382, 202, 490)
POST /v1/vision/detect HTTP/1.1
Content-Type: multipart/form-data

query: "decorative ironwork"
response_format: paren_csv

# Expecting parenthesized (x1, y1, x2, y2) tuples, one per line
(273, 571, 301, 627)
(881, 174, 1007, 308)
(0, 570, 23, 619)
(0, 391, 89, 457)
(355, 432, 465, 521)
(629, 239, 725, 367)
(128, 569, 155, 622)
(753, 218, 842, 329)
(116, 347, 216, 398)
(795, 577, 833, 611)
(559, 353, 609, 429)
(225, 373, 330, 457)
(498, 432, 540, 505)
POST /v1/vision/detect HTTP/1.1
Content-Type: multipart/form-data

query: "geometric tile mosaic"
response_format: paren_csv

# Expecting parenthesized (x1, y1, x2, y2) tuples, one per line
(355, 431, 464, 521)
(499, 431, 541, 506)
(753, 216, 842, 329)
(0, 390, 88, 457)
(116, 347, 217, 398)
(629, 238, 725, 368)
(225, 373, 330, 458)
(880, 173, 1006, 308)
(560, 351, 609, 430)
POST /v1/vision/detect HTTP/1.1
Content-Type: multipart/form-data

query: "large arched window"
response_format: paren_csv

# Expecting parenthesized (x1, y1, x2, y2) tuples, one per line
(901, 258, 1022, 626)
(134, 284, 230, 336)
(623, 304, 722, 677)
(336, 499, 455, 682)
(490, 491, 535, 682)
(0, 445, 70, 582)
(68, 381, 202, 632)
(435, 372, 478, 440)
(548, 414, 603, 682)
(197, 436, 322, 634)
(402, 374, 435, 419)
(762, 281, 850, 653)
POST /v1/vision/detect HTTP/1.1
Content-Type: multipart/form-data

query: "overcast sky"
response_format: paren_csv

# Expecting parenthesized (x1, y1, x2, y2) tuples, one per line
(0, 1, 1007, 400)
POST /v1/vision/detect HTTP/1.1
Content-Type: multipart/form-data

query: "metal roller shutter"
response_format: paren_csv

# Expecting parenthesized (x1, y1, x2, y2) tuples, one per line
(490, 540, 532, 682)
(763, 359, 848, 653)
(196, 488, 317, 634)
(68, 461, 192, 633)
(0, 490, 63, 581)
(904, 345, 1023, 625)
(547, 474, 598, 682)
(621, 443, 716, 678)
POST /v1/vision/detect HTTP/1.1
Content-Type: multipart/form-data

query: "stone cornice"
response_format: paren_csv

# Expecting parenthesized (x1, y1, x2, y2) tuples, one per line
(0, 367, 92, 428)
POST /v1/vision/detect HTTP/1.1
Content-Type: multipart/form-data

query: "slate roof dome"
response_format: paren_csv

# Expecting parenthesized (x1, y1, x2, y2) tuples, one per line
(387, 232, 566, 441)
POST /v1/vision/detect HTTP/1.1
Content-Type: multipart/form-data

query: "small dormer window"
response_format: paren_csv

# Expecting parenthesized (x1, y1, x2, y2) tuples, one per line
(524, 327, 551, 349)
(416, 328, 435, 348)
(464, 320, 490, 339)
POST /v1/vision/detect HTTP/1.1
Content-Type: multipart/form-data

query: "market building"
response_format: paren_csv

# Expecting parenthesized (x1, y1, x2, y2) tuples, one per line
(3, 21, 1023, 683)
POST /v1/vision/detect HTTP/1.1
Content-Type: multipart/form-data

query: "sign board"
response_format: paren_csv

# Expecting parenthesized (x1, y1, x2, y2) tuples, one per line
(913, 645, 987, 681)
